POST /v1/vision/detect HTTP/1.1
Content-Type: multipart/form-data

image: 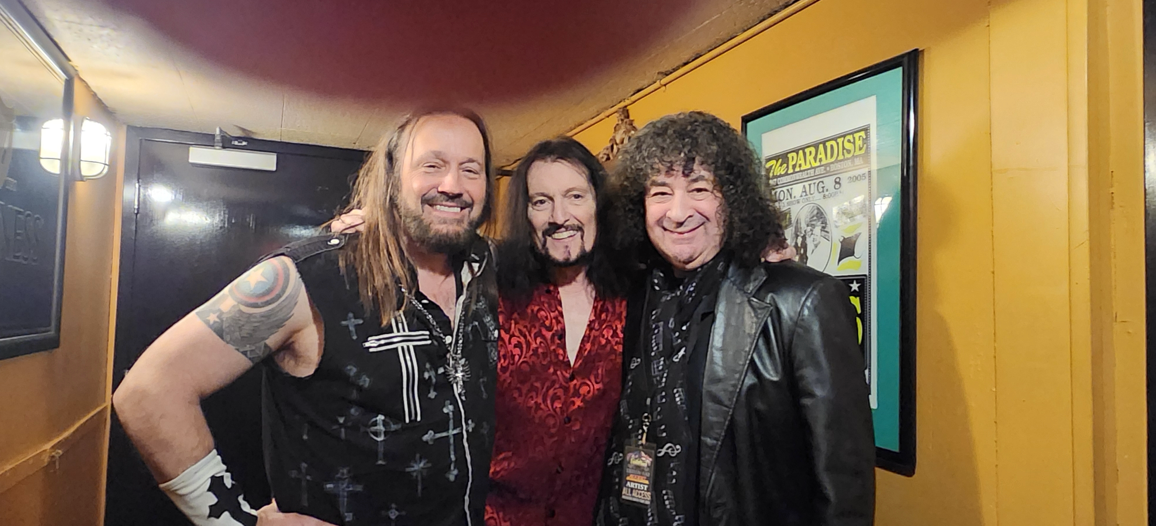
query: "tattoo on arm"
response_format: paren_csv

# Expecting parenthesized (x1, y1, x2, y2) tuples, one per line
(195, 257, 303, 363)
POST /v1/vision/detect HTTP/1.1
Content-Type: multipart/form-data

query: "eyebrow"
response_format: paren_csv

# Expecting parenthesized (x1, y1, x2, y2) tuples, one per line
(414, 151, 482, 166)
(686, 172, 713, 183)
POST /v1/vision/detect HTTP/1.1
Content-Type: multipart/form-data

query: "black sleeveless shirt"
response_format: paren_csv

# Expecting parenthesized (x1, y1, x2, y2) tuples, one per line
(261, 234, 498, 526)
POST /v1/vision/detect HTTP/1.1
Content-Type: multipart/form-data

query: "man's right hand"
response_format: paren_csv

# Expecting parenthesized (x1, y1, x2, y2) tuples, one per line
(329, 209, 366, 233)
(257, 500, 338, 526)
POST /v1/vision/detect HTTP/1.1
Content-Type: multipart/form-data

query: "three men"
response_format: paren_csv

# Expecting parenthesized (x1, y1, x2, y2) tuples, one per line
(596, 112, 876, 525)
(116, 107, 875, 526)
(114, 109, 499, 525)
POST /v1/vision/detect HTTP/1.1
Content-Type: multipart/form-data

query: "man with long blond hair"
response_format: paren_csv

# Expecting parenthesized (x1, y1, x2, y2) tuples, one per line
(114, 109, 500, 526)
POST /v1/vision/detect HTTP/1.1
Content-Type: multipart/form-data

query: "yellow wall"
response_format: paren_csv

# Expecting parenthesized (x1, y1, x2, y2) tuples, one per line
(0, 78, 123, 525)
(568, 0, 1145, 523)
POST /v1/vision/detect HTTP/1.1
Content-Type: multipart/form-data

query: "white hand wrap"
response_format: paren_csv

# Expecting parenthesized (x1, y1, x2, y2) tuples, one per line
(158, 449, 258, 526)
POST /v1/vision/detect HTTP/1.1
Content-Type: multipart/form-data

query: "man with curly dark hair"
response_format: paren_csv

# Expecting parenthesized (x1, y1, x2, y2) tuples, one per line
(596, 111, 876, 526)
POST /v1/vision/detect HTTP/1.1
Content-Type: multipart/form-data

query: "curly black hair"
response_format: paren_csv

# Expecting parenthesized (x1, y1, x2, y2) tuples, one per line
(611, 111, 787, 269)
(497, 137, 629, 305)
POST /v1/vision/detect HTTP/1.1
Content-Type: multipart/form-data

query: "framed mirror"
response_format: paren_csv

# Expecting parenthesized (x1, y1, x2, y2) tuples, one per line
(0, 0, 76, 359)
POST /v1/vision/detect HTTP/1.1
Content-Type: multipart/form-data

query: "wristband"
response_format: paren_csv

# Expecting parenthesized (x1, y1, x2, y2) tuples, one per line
(158, 449, 258, 526)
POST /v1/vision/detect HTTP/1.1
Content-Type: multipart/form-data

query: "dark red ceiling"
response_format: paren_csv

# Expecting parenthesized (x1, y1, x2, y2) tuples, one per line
(104, 0, 696, 104)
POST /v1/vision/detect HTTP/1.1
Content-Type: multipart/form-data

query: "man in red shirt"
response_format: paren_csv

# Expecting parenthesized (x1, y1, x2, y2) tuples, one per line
(487, 137, 631, 526)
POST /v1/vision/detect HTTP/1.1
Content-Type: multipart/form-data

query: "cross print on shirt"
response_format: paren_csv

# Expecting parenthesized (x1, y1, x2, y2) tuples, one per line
(365, 414, 402, 465)
(333, 415, 353, 441)
(421, 402, 462, 445)
(344, 364, 371, 401)
(405, 455, 431, 497)
(422, 401, 464, 481)
(382, 503, 406, 526)
(323, 467, 363, 523)
(341, 312, 363, 340)
(423, 362, 441, 399)
(287, 462, 313, 508)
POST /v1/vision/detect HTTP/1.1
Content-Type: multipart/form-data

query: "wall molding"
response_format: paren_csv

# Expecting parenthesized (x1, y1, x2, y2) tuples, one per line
(0, 404, 109, 495)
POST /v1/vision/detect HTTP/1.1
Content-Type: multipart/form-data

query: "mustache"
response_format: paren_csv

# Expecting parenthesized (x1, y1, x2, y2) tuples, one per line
(422, 194, 473, 208)
(662, 216, 706, 232)
(542, 223, 582, 239)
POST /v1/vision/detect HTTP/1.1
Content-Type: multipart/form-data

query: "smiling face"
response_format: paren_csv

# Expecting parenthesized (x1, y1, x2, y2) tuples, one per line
(526, 160, 597, 267)
(644, 165, 724, 271)
(395, 113, 488, 253)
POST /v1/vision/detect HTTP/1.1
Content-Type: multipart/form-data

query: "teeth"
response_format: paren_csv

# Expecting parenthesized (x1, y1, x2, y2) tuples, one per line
(432, 205, 463, 213)
(550, 230, 578, 240)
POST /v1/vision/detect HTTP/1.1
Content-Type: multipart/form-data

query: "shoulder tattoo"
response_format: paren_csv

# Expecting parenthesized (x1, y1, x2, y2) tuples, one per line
(195, 257, 303, 363)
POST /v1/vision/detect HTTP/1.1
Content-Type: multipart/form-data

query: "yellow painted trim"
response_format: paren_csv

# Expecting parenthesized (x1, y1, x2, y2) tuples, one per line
(1065, 0, 1094, 523)
(1103, 0, 1147, 521)
(0, 404, 109, 496)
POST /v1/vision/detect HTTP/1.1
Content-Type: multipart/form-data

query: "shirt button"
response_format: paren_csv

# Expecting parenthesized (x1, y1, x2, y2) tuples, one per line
(444, 335, 452, 344)
(547, 509, 556, 518)
(555, 464, 564, 474)
(568, 372, 575, 382)
(563, 416, 572, 424)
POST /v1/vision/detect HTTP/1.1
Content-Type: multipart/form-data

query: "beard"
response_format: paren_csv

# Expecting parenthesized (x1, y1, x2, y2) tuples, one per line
(398, 195, 482, 254)
(535, 224, 592, 268)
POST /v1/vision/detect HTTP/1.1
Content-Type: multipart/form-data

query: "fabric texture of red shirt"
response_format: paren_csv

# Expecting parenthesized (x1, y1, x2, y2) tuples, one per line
(485, 284, 626, 526)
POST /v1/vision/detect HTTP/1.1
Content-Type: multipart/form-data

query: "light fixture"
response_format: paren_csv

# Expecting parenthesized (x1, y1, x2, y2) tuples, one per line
(79, 118, 111, 179)
(39, 118, 64, 174)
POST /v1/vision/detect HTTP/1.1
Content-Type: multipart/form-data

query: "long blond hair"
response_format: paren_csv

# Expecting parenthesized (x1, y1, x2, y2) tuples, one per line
(340, 109, 494, 324)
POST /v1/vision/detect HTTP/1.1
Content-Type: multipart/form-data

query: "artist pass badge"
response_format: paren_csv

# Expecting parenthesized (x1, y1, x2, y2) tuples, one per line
(620, 441, 656, 507)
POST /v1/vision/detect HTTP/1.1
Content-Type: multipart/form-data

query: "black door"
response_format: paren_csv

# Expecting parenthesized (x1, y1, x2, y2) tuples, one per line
(106, 128, 364, 525)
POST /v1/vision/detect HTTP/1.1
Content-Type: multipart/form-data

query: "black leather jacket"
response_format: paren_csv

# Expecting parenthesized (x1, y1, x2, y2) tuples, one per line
(598, 260, 875, 526)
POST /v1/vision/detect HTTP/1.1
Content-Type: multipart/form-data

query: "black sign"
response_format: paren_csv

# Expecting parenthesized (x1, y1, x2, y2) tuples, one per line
(0, 116, 68, 359)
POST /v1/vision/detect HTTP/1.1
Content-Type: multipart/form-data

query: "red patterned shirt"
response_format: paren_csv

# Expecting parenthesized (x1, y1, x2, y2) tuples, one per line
(485, 284, 626, 526)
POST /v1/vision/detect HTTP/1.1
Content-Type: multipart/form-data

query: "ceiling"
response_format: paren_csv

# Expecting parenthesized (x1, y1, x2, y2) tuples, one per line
(0, 13, 65, 118)
(18, 0, 798, 164)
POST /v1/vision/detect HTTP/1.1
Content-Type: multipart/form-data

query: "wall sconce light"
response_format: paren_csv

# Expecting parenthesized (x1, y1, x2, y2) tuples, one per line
(38, 118, 112, 179)
(79, 118, 111, 179)
(39, 118, 64, 175)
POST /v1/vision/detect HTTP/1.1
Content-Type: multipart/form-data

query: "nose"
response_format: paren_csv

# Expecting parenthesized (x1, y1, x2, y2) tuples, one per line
(437, 167, 465, 196)
(666, 190, 693, 224)
(551, 199, 570, 225)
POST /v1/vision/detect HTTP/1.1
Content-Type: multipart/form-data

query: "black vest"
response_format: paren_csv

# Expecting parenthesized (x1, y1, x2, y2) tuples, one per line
(261, 235, 498, 526)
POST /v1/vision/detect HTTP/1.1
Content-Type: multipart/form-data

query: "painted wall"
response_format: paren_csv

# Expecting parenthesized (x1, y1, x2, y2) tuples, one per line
(569, 0, 1145, 524)
(0, 78, 123, 525)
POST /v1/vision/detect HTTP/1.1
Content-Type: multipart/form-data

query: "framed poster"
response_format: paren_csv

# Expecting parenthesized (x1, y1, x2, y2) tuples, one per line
(742, 50, 918, 476)
(0, 0, 76, 360)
